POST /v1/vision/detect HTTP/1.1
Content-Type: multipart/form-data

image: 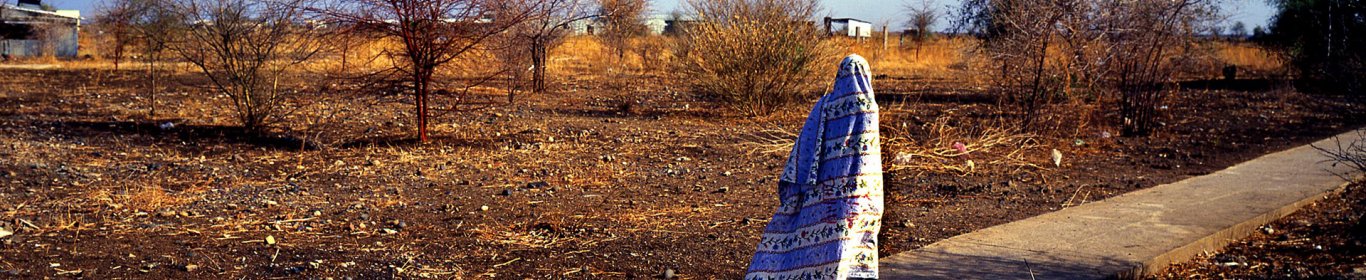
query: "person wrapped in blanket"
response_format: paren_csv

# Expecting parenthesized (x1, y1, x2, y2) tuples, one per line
(746, 54, 883, 280)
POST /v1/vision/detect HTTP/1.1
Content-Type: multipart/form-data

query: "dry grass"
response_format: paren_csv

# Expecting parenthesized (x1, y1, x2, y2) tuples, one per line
(836, 36, 980, 80)
(121, 186, 187, 212)
(1213, 41, 1284, 74)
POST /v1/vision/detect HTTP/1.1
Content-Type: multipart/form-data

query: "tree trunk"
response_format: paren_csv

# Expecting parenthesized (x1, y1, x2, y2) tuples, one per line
(532, 40, 548, 93)
(415, 68, 431, 142)
(147, 51, 158, 118)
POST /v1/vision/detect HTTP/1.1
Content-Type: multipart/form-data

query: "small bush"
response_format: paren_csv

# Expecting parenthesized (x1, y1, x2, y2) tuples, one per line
(676, 0, 833, 116)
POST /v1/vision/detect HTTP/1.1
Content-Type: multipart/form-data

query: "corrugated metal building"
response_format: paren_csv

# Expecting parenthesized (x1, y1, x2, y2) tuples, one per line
(0, 0, 80, 58)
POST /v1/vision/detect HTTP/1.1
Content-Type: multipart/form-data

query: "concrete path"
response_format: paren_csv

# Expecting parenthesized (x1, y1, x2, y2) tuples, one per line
(882, 129, 1365, 279)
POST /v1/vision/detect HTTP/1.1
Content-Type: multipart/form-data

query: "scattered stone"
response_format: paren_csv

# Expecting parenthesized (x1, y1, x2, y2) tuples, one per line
(359, 213, 370, 220)
(1051, 149, 1063, 167)
(380, 228, 398, 234)
(183, 264, 199, 272)
(526, 181, 550, 189)
(1261, 226, 1275, 235)
(0, 228, 11, 239)
(722, 171, 732, 177)
(676, 157, 691, 162)
(265, 235, 277, 245)
(158, 211, 176, 218)
(480, 205, 489, 211)
(265, 200, 279, 207)
(312, 210, 322, 217)
(662, 268, 676, 279)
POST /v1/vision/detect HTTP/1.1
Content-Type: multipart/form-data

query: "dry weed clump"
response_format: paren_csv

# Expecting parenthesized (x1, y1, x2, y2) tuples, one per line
(122, 186, 188, 212)
(881, 112, 1042, 177)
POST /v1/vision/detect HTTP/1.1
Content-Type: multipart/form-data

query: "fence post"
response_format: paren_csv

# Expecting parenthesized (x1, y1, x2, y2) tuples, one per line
(882, 25, 888, 50)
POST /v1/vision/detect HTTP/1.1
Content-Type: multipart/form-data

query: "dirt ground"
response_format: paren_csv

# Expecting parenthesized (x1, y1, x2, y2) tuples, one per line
(0, 66, 1363, 279)
(1155, 182, 1366, 279)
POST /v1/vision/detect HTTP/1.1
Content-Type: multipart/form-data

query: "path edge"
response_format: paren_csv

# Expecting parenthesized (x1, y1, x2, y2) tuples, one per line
(1117, 173, 1363, 279)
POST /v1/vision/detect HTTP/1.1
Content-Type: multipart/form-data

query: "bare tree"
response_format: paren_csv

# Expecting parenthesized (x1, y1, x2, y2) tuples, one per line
(93, 0, 139, 69)
(325, 0, 537, 142)
(136, 0, 181, 118)
(1229, 21, 1247, 40)
(597, 0, 647, 61)
(498, 0, 595, 96)
(168, 0, 328, 133)
(94, 0, 181, 118)
(904, 0, 938, 56)
(679, 0, 832, 116)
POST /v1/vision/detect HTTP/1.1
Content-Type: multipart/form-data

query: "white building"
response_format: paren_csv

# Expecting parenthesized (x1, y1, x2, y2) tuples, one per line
(0, 0, 80, 58)
(568, 14, 674, 36)
(824, 17, 872, 39)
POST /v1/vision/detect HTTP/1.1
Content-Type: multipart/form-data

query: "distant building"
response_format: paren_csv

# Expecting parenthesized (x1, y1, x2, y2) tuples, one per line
(567, 18, 603, 35)
(569, 14, 677, 36)
(824, 17, 872, 39)
(644, 14, 667, 35)
(661, 18, 697, 36)
(0, 0, 79, 58)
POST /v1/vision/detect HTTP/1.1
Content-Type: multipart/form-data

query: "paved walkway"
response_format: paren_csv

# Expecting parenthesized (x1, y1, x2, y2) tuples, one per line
(882, 129, 1365, 279)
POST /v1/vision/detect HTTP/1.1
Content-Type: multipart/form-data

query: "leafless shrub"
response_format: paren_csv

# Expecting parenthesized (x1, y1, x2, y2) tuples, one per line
(955, 0, 1219, 136)
(1314, 129, 1366, 180)
(1107, 0, 1219, 136)
(677, 0, 833, 116)
(168, 0, 329, 133)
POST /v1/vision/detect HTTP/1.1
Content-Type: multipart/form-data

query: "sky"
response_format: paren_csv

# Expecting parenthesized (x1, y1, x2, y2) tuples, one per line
(47, 0, 1276, 31)
(652, 0, 1278, 31)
